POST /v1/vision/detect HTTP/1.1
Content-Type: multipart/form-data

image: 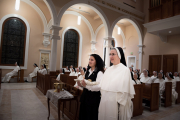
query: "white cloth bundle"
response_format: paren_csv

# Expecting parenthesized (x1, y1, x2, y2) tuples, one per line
(74, 75, 99, 86)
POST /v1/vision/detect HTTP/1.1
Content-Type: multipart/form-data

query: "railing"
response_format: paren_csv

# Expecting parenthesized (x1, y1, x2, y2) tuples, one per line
(149, 0, 180, 22)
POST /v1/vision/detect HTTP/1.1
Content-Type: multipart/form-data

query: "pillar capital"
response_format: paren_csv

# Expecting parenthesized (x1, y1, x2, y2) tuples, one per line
(103, 37, 114, 41)
(50, 25, 62, 40)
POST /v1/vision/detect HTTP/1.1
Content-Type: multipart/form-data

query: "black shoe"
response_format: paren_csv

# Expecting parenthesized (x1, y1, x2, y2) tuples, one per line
(25, 80, 28, 82)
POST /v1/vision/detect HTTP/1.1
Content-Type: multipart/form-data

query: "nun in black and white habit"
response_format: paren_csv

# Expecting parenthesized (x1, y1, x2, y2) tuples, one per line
(27, 63, 39, 82)
(99, 47, 135, 120)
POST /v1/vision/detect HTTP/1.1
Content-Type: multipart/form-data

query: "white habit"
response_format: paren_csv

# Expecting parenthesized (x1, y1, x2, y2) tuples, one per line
(27, 67, 39, 82)
(154, 79, 165, 96)
(140, 77, 152, 83)
(38, 68, 47, 75)
(99, 63, 135, 120)
(174, 76, 180, 81)
(56, 73, 64, 81)
(132, 79, 141, 85)
(164, 78, 178, 104)
(151, 75, 157, 83)
(2, 66, 20, 82)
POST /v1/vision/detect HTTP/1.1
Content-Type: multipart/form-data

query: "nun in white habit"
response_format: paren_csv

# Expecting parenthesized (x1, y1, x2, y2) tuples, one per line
(140, 70, 152, 83)
(56, 68, 64, 81)
(154, 72, 165, 96)
(151, 71, 158, 83)
(26, 63, 39, 82)
(99, 47, 135, 120)
(38, 64, 47, 75)
(2, 62, 20, 83)
(164, 72, 178, 104)
(174, 72, 180, 81)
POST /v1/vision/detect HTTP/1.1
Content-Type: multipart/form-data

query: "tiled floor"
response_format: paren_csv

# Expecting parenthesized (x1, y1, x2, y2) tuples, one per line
(0, 83, 180, 120)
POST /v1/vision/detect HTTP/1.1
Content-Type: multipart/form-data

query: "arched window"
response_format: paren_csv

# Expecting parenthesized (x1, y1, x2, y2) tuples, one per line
(63, 29, 79, 67)
(0, 17, 27, 66)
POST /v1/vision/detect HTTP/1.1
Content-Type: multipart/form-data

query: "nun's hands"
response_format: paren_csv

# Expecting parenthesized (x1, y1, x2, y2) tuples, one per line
(81, 80, 86, 87)
(77, 81, 81, 87)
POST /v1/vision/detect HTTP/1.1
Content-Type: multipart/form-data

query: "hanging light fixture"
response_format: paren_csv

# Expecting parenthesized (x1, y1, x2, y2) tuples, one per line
(77, 7, 81, 25)
(15, 0, 20, 11)
(118, 27, 121, 35)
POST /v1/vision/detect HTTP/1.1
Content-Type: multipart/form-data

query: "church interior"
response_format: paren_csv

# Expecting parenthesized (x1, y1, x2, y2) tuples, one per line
(0, 0, 180, 120)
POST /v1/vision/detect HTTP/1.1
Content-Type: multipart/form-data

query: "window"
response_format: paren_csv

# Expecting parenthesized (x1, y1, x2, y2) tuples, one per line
(0, 17, 26, 66)
(63, 29, 79, 67)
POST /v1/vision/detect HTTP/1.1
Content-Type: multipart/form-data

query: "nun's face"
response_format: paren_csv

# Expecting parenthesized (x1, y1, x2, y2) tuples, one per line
(166, 72, 169, 77)
(41, 65, 44, 69)
(174, 72, 177, 76)
(153, 71, 157, 76)
(60, 69, 63, 73)
(15, 63, 17, 66)
(133, 74, 138, 80)
(89, 56, 96, 68)
(158, 73, 162, 79)
(66, 67, 68, 70)
(76, 68, 79, 72)
(143, 71, 148, 77)
(110, 49, 120, 65)
(160, 70, 163, 73)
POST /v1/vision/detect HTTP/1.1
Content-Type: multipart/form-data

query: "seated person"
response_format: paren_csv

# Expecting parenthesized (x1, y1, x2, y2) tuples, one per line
(2, 62, 20, 83)
(174, 72, 180, 81)
(69, 68, 76, 76)
(151, 71, 158, 83)
(79, 66, 82, 71)
(154, 72, 165, 96)
(140, 69, 152, 83)
(64, 66, 70, 72)
(74, 69, 85, 90)
(26, 63, 39, 82)
(165, 72, 178, 104)
(140, 69, 146, 79)
(132, 73, 141, 85)
(38, 64, 47, 75)
(69, 65, 74, 72)
(56, 68, 64, 81)
(75, 68, 81, 76)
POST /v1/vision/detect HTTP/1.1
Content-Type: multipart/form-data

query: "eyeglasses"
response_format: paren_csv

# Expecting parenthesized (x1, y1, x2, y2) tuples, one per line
(109, 53, 117, 56)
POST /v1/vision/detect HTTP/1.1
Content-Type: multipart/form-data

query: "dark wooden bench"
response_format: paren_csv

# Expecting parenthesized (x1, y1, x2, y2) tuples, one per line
(132, 84, 143, 117)
(162, 82, 172, 107)
(143, 83, 159, 111)
(36, 72, 51, 95)
(66, 76, 77, 86)
(176, 81, 180, 104)
(65, 72, 71, 75)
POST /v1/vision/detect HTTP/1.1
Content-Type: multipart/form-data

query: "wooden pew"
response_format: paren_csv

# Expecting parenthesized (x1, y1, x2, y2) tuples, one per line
(176, 81, 180, 104)
(66, 76, 78, 86)
(0, 69, 2, 89)
(162, 82, 172, 107)
(61, 74, 69, 83)
(132, 84, 143, 117)
(143, 83, 159, 111)
(65, 72, 71, 75)
(36, 72, 51, 95)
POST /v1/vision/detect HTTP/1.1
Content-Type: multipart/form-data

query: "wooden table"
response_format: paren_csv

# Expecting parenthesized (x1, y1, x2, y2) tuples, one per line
(47, 89, 78, 120)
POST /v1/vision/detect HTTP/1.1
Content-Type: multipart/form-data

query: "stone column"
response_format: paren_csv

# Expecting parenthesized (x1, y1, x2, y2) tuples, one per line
(138, 45, 143, 72)
(104, 37, 114, 68)
(49, 25, 62, 71)
(42, 33, 51, 47)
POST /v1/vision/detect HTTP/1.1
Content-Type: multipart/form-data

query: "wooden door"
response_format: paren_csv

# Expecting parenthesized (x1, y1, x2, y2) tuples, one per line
(163, 54, 178, 74)
(149, 55, 162, 76)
